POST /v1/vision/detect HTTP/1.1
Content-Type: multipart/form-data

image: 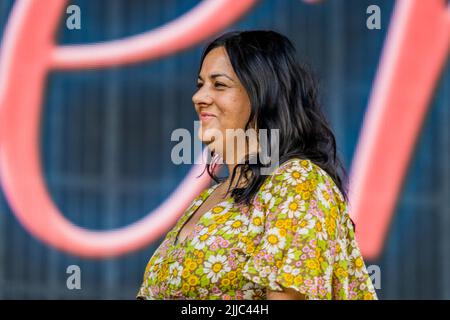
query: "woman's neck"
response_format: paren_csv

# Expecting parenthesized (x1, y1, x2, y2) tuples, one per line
(225, 163, 252, 190)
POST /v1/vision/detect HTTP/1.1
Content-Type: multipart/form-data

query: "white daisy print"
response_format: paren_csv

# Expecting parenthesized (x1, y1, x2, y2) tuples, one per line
(248, 210, 264, 234)
(316, 183, 331, 209)
(280, 196, 306, 219)
(260, 189, 276, 209)
(263, 229, 286, 255)
(331, 239, 348, 262)
(168, 262, 183, 286)
(191, 228, 216, 250)
(222, 215, 249, 236)
(299, 159, 313, 171)
(314, 219, 328, 241)
(296, 213, 315, 235)
(349, 248, 366, 278)
(283, 166, 307, 186)
(210, 201, 233, 215)
(204, 254, 231, 283)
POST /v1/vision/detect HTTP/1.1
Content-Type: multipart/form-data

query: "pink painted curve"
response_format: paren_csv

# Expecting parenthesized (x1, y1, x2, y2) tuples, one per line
(0, 0, 255, 258)
(350, 0, 450, 260)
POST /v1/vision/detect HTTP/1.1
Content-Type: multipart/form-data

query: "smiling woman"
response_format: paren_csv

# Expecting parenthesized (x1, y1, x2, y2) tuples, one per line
(137, 30, 378, 300)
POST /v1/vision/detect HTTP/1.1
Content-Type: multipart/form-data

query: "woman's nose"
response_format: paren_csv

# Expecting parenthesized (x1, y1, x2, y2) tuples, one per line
(192, 86, 213, 106)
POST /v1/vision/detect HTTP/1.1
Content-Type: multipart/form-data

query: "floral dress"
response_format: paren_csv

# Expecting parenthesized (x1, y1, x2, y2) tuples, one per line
(136, 158, 378, 300)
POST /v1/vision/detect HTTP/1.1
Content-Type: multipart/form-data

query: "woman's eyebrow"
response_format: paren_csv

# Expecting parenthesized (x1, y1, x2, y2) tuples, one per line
(198, 73, 234, 82)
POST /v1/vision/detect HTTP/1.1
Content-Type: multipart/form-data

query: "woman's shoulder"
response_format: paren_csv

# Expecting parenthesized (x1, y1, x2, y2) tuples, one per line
(258, 157, 346, 205)
(261, 157, 331, 186)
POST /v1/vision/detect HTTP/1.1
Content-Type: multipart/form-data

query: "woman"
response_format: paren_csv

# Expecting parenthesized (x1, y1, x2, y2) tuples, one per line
(137, 30, 377, 300)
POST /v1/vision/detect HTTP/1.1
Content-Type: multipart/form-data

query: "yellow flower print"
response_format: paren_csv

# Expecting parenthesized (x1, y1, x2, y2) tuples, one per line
(300, 159, 311, 169)
(181, 283, 190, 294)
(249, 214, 264, 234)
(334, 241, 346, 261)
(355, 257, 364, 269)
(315, 220, 328, 241)
(308, 179, 318, 191)
(305, 259, 320, 270)
(207, 223, 218, 233)
(188, 275, 199, 286)
(183, 258, 192, 267)
(211, 202, 232, 215)
(145, 256, 161, 276)
(335, 267, 348, 278)
(136, 158, 379, 300)
(212, 206, 224, 214)
(275, 220, 285, 228)
(330, 206, 339, 219)
(364, 292, 374, 300)
(158, 264, 169, 282)
(188, 261, 198, 271)
(149, 256, 164, 273)
(294, 275, 304, 285)
(199, 232, 210, 242)
(221, 278, 231, 286)
(216, 217, 228, 224)
(253, 217, 262, 226)
(315, 221, 322, 232)
(285, 218, 293, 230)
(227, 271, 237, 280)
(292, 171, 301, 179)
(181, 269, 190, 279)
(240, 235, 249, 244)
(325, 216, 337, 238)
(282, 273, 294, 286)
(302, 191, 311, 200)
(351, 253, 366, 278)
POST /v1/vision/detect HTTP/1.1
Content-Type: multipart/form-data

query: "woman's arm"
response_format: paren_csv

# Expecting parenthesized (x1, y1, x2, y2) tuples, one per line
(266, 288, 306, 300)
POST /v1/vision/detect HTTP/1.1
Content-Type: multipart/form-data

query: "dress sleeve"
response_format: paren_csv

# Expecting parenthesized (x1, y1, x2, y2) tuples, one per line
(242, 158, 377, 300)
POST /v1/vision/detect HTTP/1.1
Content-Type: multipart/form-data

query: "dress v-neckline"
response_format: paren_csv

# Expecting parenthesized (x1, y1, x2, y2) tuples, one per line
(173, 183, 232, 247)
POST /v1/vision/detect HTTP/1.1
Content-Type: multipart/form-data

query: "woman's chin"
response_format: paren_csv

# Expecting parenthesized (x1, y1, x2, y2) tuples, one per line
(198, 131, 217, 145)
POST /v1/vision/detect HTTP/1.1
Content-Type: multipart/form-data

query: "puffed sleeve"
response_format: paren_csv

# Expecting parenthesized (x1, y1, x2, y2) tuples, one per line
(242, 158, 377, 300)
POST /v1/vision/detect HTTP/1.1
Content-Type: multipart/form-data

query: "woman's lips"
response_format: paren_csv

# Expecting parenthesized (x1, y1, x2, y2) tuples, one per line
(199, 112, 216, 121)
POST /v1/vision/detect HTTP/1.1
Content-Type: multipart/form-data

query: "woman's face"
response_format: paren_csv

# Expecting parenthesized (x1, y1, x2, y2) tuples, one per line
(192, 46, 252, 163)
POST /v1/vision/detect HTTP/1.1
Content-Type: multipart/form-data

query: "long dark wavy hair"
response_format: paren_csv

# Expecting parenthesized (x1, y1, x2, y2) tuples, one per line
(198, 30, 349, 207)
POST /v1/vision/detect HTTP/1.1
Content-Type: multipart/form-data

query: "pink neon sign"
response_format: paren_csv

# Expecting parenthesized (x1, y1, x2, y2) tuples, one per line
(0, 0, 448, 259)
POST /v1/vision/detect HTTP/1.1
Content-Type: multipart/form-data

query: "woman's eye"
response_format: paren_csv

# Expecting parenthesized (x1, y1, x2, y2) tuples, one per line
(195, 82, 225, 90)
